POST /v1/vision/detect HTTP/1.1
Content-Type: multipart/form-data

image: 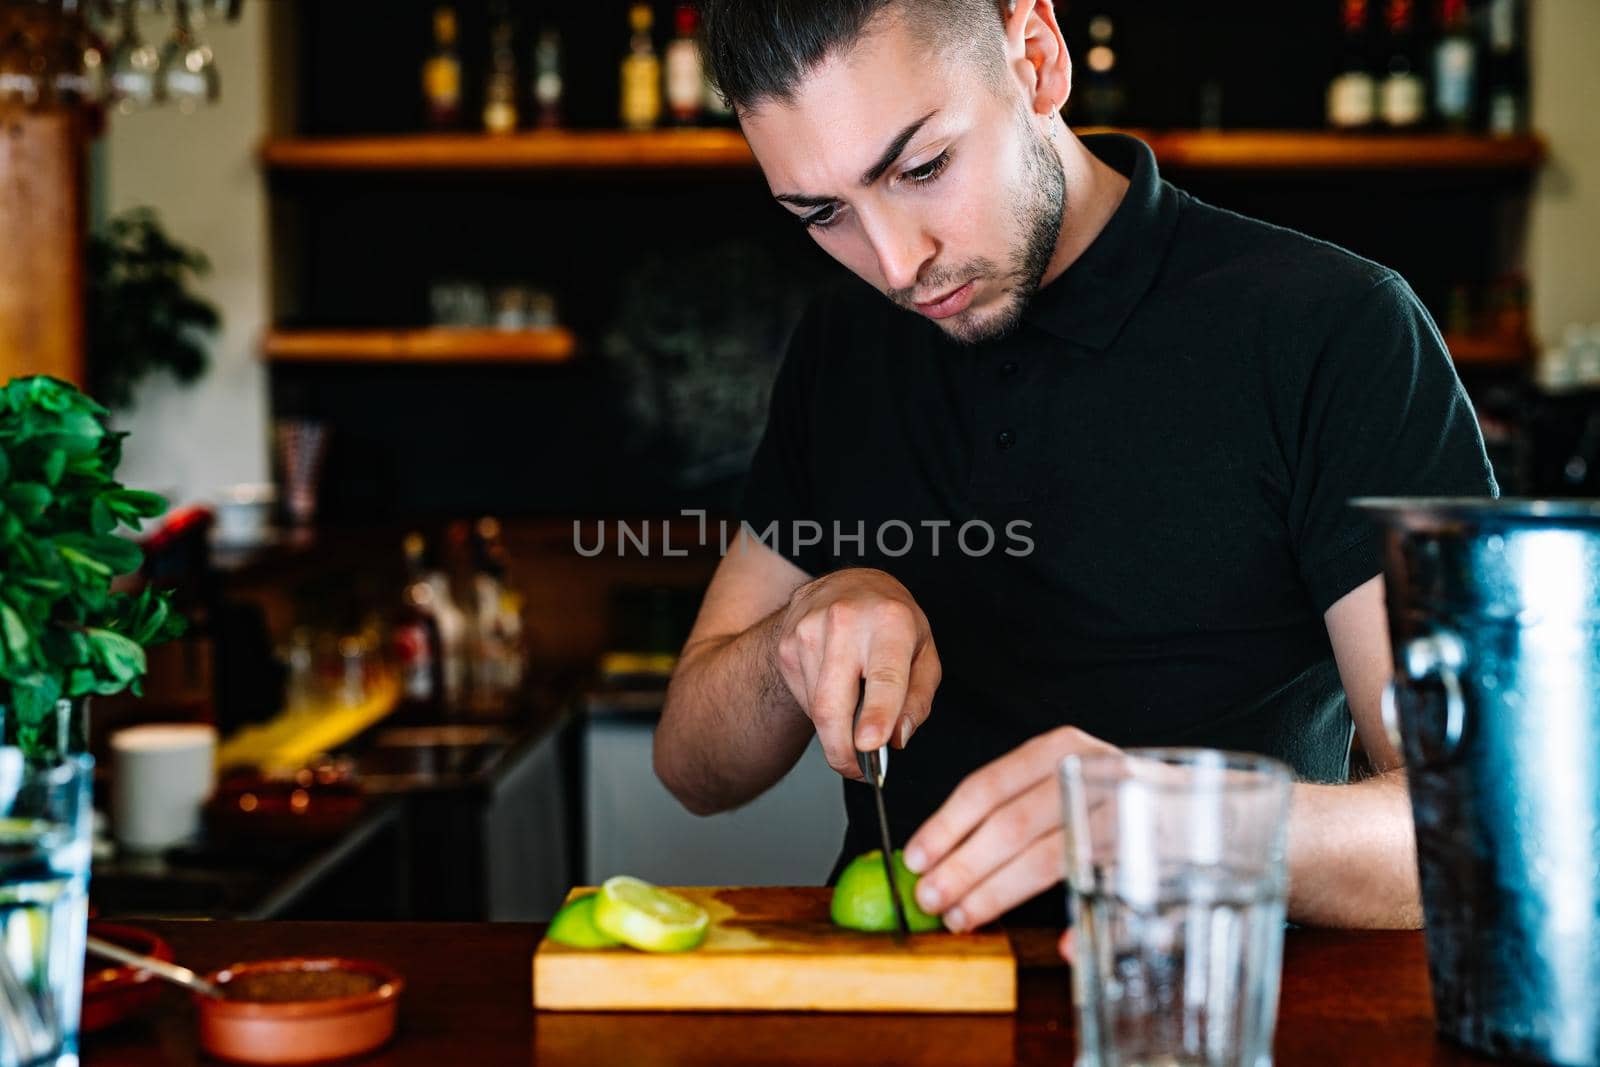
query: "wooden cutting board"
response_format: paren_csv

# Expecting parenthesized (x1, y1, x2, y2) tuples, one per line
(532, 886, 1016, 1013)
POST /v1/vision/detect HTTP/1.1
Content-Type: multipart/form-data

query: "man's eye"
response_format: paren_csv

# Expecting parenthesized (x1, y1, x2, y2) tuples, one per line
(802, 205, 840, 230)
(903, 151, 952, 185)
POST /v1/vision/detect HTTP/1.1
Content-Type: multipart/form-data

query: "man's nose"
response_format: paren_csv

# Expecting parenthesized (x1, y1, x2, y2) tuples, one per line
(862, 209, 936, 294)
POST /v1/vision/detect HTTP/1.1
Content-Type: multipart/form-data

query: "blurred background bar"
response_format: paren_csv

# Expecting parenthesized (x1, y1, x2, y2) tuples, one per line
(0, 0, 1594, 925)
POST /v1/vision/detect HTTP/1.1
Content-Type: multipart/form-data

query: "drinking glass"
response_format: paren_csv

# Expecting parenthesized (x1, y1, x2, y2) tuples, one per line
(0, 752, 93, 1067)
(1060, 748, 1292, 1067)
(156, 0, 216, 111)
(108, 0, 158, 112)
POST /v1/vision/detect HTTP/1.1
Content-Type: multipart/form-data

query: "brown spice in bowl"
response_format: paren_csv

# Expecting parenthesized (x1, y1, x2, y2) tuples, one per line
(223, 968, 381, 1003)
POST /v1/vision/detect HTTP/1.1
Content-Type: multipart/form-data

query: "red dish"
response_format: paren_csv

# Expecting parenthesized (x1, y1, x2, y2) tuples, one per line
(197, 956, 404, 1065)
(81, 922, 173, 1033)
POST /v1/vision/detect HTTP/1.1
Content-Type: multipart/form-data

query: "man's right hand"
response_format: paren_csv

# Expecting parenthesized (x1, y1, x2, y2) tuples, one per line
(768, 568, 941, 781)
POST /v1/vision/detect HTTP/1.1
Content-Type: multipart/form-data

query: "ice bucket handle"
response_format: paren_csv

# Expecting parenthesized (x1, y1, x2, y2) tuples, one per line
(1380, 631, 1468, 766)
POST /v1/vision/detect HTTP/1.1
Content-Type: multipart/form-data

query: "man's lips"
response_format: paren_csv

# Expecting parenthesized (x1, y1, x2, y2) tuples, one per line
(914, 280, 977, 320)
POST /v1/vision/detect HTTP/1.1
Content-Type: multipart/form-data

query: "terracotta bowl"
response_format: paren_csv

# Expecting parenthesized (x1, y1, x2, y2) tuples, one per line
(82, 922, 173, 1033)
(196, 957, 403, 1065)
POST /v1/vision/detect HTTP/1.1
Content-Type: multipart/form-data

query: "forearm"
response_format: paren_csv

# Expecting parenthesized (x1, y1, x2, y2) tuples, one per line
(1285, 770, 1422, 928)
(654, 608, 815, 816)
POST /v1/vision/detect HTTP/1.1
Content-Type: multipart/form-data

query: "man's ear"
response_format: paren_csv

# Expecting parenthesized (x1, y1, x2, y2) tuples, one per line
(1004, 0, 1072, 117)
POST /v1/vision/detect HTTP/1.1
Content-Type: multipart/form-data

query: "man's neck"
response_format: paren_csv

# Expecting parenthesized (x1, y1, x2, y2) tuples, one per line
(1037, 121, 1133, 291)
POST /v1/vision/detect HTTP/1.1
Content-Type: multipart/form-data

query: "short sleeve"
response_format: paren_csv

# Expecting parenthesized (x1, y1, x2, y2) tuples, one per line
(1290, 274, 1499, 611)
(739, 305, 828, 577)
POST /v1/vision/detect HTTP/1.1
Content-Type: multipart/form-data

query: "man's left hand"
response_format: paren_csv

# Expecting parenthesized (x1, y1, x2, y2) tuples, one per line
(902, 726, 1119, 933)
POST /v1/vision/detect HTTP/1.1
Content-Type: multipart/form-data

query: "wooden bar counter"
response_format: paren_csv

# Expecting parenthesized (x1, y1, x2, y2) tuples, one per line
(84, 921, 1496, 1066)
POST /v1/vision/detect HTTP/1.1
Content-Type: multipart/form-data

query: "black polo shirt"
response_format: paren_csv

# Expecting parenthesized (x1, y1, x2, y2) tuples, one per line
(740, 133, 1496, 920)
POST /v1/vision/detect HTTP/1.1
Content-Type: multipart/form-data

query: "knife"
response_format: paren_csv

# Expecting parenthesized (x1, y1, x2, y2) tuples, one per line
(854, 685, 911, 942)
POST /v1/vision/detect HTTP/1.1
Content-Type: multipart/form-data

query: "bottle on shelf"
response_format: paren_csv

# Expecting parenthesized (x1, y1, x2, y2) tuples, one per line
(620, 2, 662, 131)
(431, 523, 473, 710)
(532, 27, 563, 129)
(1327, 0, 1377, 130)
(665, 2, 706, 125)
(466, 517, 526, 713)
(704, 63, 735, 124)
(482, 1, 519, 134)
(1077, 14, 1126, 128)
(1431, 0, 1478, 130)
(422, 4, 463, 131)
(1483, 0, 1527, 136)
(1378, 0, 1427, 130)
(392, 533, 447, 716)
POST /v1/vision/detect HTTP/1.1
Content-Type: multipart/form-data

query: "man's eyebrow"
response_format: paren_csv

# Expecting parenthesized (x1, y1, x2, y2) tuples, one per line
(771, 110, 941, 209)
(859, 110, 939, 186)
(774, 192, 837, 208)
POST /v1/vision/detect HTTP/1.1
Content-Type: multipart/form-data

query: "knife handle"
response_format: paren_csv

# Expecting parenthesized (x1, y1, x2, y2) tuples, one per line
(851, 684, 889, 785)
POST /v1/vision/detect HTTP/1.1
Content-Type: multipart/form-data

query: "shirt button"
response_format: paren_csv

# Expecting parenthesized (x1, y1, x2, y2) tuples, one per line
(995, 429, 1016, 451)
(999, 361, 1019, 378)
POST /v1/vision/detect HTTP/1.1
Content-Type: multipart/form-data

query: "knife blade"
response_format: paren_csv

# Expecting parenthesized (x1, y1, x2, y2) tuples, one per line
(855, 686, 910, 942)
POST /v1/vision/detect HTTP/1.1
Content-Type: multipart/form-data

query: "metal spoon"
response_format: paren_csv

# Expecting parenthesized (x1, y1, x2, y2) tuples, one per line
(86, 936, 223, 998)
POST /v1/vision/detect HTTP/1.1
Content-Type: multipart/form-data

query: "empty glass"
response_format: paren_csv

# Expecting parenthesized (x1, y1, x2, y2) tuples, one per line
(1060, 748, 1293, 1067)
(108, 0, 159, 112)
(0, 752, 93, 1067)
(156, 0, 216, 111)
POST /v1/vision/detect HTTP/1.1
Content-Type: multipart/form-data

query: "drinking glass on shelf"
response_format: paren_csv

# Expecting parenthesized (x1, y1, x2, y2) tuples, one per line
(274, 417, 327, 528)
(109, 0, 159, 112)
(0, 5, 45, 111)
(51, 0, 112, 116)
(429, 279, 489, 328)
(157, 0, 217, 111)
(0, 752, 94, 1067)
(1060, 748, 1292, 1067)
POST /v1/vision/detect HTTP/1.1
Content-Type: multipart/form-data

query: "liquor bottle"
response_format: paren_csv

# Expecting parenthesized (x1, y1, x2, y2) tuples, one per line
(482, 2, 519, 134)
(665, 3, 706, 125)
(1431, 0, 1478, 130)
(1077, 14, 1126, 127)
(1483, 0, 1527, 135)
(619, 2, 662, 131)
(1327, 0, 1377, 130)
(432, 523, 472, 710)
(466, 517, 526, 711)
(532, 27, 563, 128)
(704, 65, 735, 124)
(392, 533, 446, 715)
(1378, 0, 1427, 129)
(422, 5, 463, 130)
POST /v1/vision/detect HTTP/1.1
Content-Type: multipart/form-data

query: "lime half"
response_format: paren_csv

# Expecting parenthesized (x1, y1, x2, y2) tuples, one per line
(592, 877, 710, 953)
(546, 893, 622, 949)
(831, 849, 943, 933)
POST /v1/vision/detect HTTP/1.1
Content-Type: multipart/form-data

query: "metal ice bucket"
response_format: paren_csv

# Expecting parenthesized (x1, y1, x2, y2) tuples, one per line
(1356, 498, 1600, 1067)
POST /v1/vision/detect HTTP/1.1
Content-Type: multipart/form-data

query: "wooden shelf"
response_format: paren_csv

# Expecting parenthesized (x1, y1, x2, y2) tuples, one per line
(261, 129, 755, 172)
(1442, 332, 1534, 366)
(260, 128, 1546, 174)
(263, 327, 577, 364)
(1133, 130, 1546, 171)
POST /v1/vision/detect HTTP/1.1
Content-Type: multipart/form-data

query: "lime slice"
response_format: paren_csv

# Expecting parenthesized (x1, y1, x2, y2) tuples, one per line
(592, 876, 709, 953)
(546, 893, 622, 949)
(831, 849, 943, 933)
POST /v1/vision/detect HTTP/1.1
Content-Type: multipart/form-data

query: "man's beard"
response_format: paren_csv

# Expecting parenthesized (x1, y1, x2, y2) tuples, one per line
(888, 116, 1066, 345)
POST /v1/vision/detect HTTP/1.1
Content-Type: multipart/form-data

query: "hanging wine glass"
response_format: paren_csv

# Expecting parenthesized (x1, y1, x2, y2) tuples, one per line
(51, 0, 110, 117)
(0, 2, 46, 112)
(108, 0, 158, 112)
(199, 0, 240, 24)
(157, 0, 215, 111)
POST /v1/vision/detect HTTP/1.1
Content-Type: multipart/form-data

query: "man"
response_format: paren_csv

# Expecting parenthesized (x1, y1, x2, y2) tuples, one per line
(654, 0, 1496, 935)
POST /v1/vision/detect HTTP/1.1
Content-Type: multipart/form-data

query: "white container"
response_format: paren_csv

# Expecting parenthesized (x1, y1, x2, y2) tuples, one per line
(111, 724, 218, 853)
(213, 483, 278, 546)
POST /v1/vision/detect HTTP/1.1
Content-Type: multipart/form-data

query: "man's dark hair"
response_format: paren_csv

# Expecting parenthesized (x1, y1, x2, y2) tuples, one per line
(701, 0, 1010, 114)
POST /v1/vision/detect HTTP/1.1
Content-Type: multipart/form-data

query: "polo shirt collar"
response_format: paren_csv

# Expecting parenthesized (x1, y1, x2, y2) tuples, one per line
(1022, 133, 1181, 351)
